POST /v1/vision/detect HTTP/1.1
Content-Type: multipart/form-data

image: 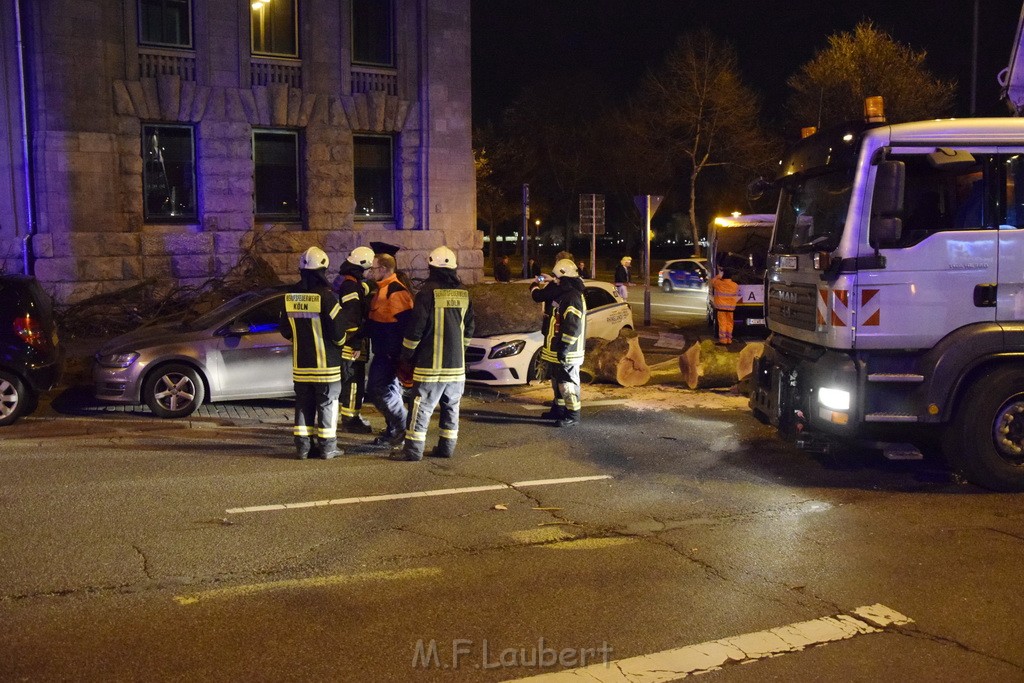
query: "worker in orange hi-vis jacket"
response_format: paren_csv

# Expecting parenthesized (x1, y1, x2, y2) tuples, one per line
(710, 266, 741, 345)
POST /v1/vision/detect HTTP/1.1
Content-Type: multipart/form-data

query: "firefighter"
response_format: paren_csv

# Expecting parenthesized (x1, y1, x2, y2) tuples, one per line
(532, 258, 586, 427)
(395, 246, 475, 461)
(710, 266, 740, 345)
(280, 246, 348, 460)
(333, 245, 377, 434)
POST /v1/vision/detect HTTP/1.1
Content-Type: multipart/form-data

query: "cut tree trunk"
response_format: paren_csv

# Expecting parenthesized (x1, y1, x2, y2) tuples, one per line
(467, 282, 543, 336)
(677, 340, 764, 390)
(580, 329, 650, 387)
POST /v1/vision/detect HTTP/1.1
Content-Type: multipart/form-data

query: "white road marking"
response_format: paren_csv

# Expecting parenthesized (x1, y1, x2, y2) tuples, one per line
(523, 400, 630, 411)
(505, 604, 912, 682)
(226, 475, 613, 514)
(174, 566, 441, 606)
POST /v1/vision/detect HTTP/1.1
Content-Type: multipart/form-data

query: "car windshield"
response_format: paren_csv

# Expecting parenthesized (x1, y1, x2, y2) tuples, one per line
(774, 169, 853, 253)
(180, 291, 271, 331)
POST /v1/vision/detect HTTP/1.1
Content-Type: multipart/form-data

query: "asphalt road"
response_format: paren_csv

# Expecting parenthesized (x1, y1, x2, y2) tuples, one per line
(1, 301, 1021, 681)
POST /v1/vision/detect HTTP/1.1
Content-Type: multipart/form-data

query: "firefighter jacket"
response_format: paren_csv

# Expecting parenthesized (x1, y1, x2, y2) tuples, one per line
(710, 274, 740, 312)
(279, 269, 347, 383)
(365, 272, 414, 361)
(536, 276, 586, 365)
(401, 268, 475, 383)
(333, 262, 376, 361)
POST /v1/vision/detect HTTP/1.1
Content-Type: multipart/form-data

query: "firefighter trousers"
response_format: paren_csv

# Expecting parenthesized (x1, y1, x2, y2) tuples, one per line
(549, 361, 581, 413)
(340, 359, 366, 418)
(293, 381, 341, 445)
(404, 380, 464, 458)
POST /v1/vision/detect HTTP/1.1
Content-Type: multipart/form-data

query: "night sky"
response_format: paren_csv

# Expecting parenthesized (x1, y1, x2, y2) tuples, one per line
(471, 0, 1023, 128)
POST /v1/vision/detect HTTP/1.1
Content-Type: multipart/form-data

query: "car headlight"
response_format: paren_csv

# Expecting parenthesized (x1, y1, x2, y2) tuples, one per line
(95, 351, 140, 368)
(488, 340, 527, 359)
(817, 387, 850, 411)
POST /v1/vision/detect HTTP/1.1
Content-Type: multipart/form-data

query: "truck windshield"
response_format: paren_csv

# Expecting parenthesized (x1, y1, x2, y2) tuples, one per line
(774, 170, 853, 253)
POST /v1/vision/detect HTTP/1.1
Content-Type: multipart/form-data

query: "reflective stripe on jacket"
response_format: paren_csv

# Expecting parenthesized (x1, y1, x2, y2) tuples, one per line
(401, 276, 475, 383)
(710, 275, 740, 312)
(283, 284, 346, 383)
(537, 278, 586, 364)
(335, 274, 374, 361)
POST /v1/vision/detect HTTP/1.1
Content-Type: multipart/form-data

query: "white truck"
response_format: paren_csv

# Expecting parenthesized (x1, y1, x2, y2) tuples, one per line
(707, 214, 774, 335)
(750, 103, 1024, 491)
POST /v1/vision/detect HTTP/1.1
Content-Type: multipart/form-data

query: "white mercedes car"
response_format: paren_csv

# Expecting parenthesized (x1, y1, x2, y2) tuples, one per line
(465, 280, 634, 386)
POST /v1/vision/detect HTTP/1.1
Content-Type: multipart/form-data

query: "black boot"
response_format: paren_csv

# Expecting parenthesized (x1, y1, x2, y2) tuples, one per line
(318, 439, 343, 460)
(429, 438, 456, 458)
(295, 437, 312, 460)
(540, 404, 566, 420)
(556, 411, 581, 428)
(344, 415, 373, 434)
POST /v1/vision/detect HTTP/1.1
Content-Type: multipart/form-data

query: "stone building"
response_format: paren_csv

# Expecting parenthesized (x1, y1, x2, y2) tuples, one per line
(0, 0, 479, 302)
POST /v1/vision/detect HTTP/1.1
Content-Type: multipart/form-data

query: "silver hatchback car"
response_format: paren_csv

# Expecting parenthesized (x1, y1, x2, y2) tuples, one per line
(93, 287, 294, 418)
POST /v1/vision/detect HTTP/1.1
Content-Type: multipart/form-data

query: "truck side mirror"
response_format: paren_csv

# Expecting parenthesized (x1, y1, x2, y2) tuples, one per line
(869, 160, 905, 246)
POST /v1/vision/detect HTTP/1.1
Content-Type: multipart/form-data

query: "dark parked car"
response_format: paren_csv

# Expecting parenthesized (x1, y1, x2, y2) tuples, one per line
(0, 274, 63, 426)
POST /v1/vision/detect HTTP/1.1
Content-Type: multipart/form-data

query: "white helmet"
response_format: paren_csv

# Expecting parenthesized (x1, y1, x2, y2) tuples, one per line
(299, 246, 329, 270)
(428, 246, 458, 269)
(347, 246, 375, 268)
(552, 259, 579, 278)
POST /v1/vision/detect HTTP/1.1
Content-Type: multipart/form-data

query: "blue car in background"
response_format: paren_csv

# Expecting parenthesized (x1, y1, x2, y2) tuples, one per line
(657, 258, 709, 292)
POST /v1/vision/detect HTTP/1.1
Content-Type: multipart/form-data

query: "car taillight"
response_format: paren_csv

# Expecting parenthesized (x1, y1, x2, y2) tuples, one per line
(13, 315, 51, 351)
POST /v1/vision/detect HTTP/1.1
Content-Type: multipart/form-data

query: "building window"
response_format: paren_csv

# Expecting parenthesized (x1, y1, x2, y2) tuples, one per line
(142, 124, 196, 222)
(251, 0, 298, 57)
(139, 0, 192, 48)
(254, 129, 301, 219)
(352, 0, 394, 66)
(354, 135, 394, 219)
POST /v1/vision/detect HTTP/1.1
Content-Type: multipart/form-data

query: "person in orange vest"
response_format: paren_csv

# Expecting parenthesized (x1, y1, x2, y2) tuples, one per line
(710, 266, 740, 345)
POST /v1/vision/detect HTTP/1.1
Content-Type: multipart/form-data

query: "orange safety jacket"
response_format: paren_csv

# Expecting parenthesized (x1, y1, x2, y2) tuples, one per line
(710, 275, 740, 312)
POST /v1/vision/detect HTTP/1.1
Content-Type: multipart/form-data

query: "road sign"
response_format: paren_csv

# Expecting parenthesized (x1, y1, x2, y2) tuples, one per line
(578, 194, 606, 235)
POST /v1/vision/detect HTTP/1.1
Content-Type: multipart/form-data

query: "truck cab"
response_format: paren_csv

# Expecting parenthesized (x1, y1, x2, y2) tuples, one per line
(751, 115, 1024, 491)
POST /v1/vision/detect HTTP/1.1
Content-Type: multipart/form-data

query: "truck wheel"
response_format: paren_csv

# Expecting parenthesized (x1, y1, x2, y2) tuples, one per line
(143, 363, 205, 418)
(945, 365, 1024, 491)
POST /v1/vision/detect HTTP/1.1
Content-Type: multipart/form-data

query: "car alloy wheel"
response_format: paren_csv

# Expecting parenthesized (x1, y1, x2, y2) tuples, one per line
(143, 363, 206, 418)
(0, 369, 31, 426)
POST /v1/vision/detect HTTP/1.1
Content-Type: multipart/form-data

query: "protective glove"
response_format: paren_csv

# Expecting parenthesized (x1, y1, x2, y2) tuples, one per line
(556, 345, 569, 363)
(396, 359, 414, 388)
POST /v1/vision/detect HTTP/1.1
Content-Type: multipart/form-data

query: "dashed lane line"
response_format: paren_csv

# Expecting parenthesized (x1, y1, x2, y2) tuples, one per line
(173, 566, 441, 606)
(505, 604, 913, 682)
(225, 475, 614, 514)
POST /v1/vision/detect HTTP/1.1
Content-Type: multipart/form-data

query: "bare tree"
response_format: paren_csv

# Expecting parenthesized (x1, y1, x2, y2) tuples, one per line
(787, 21, 957, 130)
(631, 29, 774, 256)
(473, 126, 518, 265)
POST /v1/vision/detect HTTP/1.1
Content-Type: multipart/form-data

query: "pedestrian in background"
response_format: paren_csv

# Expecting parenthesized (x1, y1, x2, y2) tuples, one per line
(333, 246, 376, 434)
(532, 259, 586, 427)
(710, 266, 740, 345)
(577, 260, 589, 279)
(395, 247, 475, 461)
(614, 256, 632, 299)
(494, 255, 512, 282)
(528, 258, 542, 278)
(280, 247, 347, 460)
(364, 252, 415, 448)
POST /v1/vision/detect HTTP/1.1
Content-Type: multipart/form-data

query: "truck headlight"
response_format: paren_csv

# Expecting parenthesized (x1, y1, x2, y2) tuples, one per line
(95, 352, 140, 368)
(818, 387, 851, 411)
(488, 340, 527, 359)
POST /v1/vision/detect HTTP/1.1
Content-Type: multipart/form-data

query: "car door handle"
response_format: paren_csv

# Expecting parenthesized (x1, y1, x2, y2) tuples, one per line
(974, 283, 997, 307)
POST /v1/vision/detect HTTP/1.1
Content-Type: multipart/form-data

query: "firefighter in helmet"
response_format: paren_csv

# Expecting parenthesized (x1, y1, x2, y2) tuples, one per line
(333, 246, 377, 433)
(279, 246, 348, 459)
(531, 258, 586, 426)
(394, 246, 475, 461)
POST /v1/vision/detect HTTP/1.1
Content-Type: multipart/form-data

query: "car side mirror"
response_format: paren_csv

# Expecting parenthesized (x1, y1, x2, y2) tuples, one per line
(225, 322, 250, 336)
(870, 160, 905, 246)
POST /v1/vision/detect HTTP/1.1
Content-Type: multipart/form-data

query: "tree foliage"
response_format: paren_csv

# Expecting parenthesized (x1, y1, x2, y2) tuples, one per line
(629, 29, 776, 255)
(787, 21, 957, 131)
